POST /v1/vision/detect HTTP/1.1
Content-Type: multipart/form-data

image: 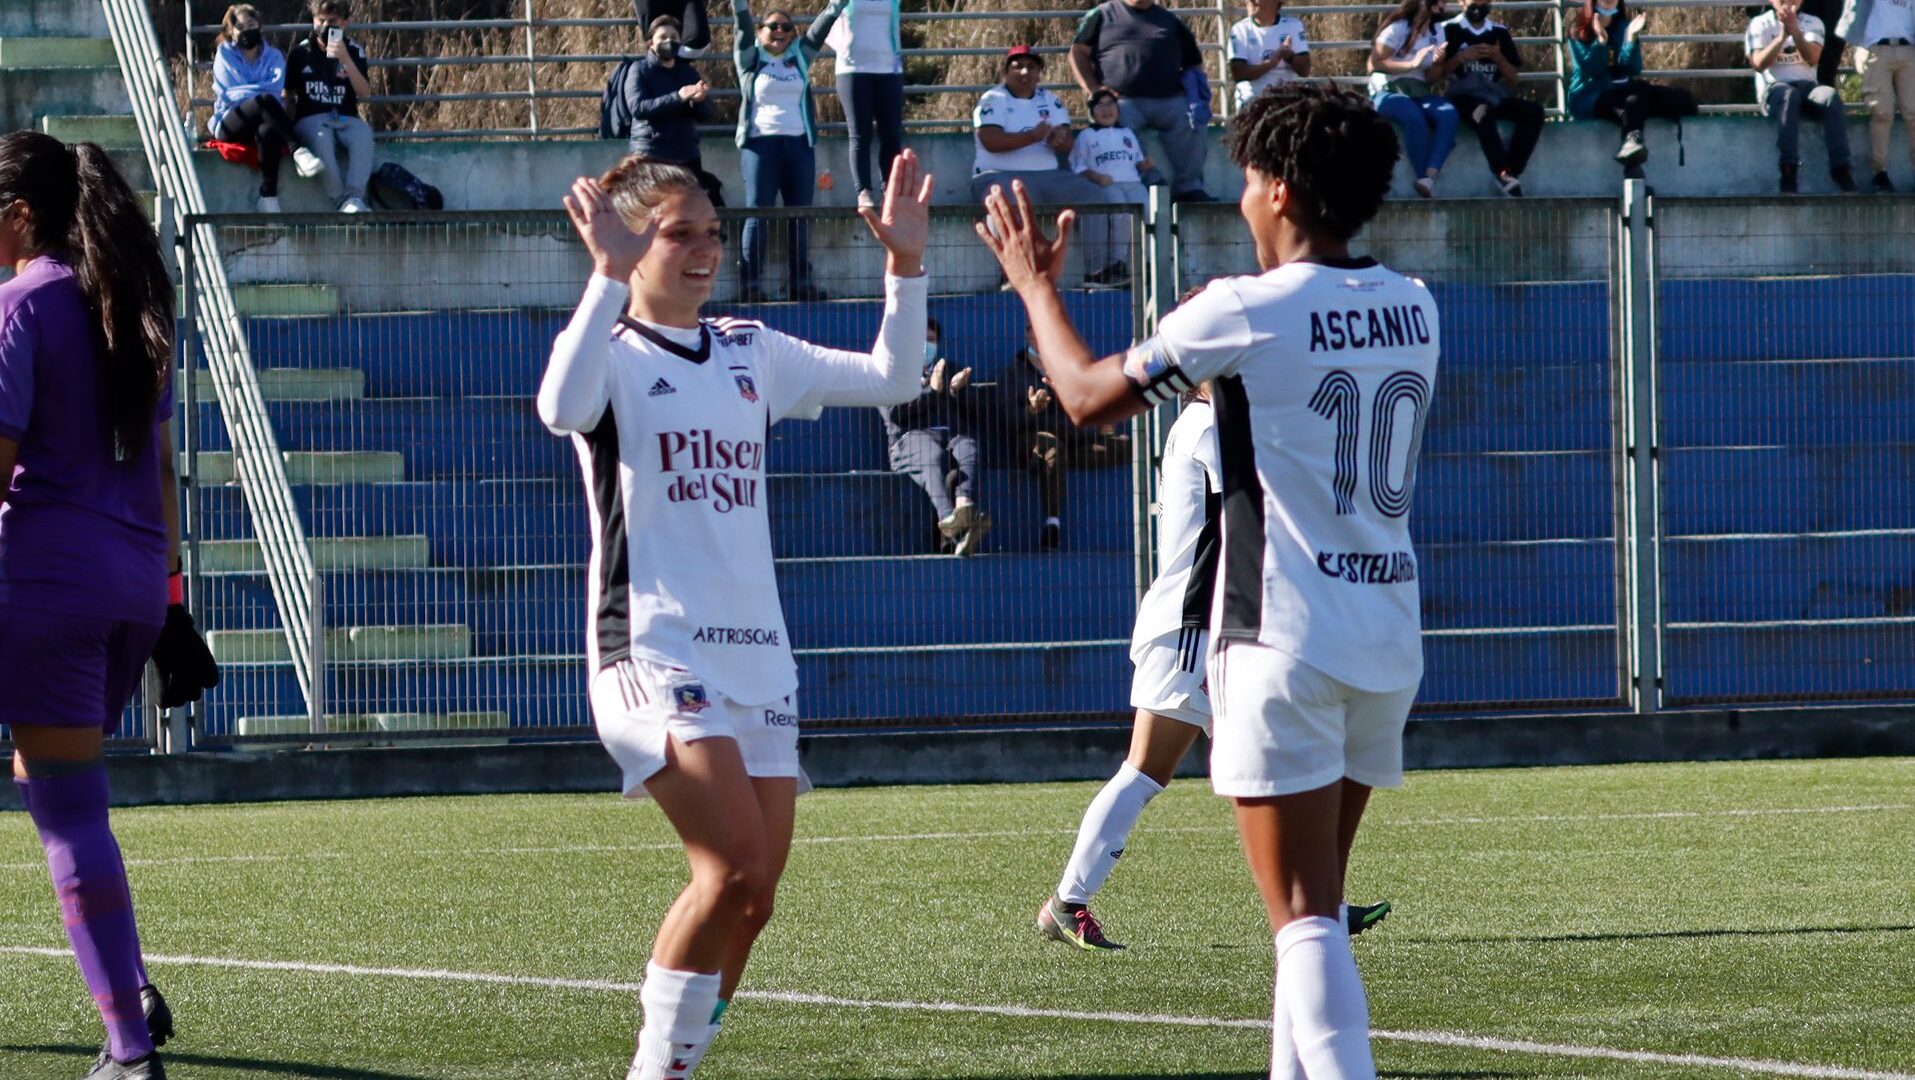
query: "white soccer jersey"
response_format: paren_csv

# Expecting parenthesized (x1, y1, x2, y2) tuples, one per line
(539, 273, 927, 706)
(1069, 125, 1147, 183)
(1123, 260, 1440, 692)
(972, 85, 1072, 174)
(1229, 15, 1310, 105)
(1131, 399, 1220, 658)
(1746, 10, 1825, 98)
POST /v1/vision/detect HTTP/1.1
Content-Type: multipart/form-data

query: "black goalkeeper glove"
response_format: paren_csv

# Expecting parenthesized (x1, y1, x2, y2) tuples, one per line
(151, 602, 220, 708)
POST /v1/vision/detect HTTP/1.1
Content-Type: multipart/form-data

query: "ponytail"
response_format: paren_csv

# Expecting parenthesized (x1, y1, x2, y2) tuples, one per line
(70, 143, 174, 460)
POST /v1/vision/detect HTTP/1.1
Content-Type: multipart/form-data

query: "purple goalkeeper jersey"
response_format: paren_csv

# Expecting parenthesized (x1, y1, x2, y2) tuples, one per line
(0, 256, 169, 625)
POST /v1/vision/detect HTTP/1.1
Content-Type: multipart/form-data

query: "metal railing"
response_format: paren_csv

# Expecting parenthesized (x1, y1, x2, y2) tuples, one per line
(103, 0, 327, 727)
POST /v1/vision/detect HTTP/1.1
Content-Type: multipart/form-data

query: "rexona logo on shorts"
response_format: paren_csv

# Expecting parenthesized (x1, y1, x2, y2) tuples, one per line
(762, 704, 798, 728)
(671, 683, 712, 713)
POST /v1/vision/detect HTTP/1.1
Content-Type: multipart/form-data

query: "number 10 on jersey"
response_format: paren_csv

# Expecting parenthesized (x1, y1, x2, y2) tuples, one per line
(1308, 370, 1431, 519)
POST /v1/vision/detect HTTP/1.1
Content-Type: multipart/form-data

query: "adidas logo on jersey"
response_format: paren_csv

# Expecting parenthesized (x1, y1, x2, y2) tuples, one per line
(648, 378, 676, 397)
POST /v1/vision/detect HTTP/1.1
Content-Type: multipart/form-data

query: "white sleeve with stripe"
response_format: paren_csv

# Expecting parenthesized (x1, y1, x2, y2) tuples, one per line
(765, 272, 929, 421)
(1122, 279, 1260, 404)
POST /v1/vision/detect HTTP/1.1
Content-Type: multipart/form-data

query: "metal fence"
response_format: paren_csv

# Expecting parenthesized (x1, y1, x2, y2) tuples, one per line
(178, 0, 1824, 142)
(176, 204, 1147, 745)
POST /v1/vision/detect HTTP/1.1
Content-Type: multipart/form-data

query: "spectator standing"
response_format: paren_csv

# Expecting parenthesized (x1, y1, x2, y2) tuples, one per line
(1749, 0, 1857, 192)
(826, 0, 905, 208)
(1070, 0, 1217, 202)
(617, 16, 724, 205)
(972, 47, 1125, 289)
(999, 327, 1131, 551)
(1567, 0, 1697, 173)
(210, 4, 326, 213)
(1369, 0, 1461, 198)
(732, 0, 845, 301)
(633, 0, 711, 54)
(1438, 0, 1543, 195)
(1069, 89, 1153, 288)
(882, 318, 991, 556)
(1836, 0, 1915, 191)
(285, 0, 375, 213)
(1229, 0, 1312, 107)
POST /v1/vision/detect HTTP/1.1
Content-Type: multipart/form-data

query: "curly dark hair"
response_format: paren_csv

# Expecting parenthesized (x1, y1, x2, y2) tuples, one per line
(1226, 82, 1399, 243)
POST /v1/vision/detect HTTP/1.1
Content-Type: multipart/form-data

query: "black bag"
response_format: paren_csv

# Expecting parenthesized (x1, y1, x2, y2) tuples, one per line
(370, 161, 445, 210)
(599, 57, 639, 139)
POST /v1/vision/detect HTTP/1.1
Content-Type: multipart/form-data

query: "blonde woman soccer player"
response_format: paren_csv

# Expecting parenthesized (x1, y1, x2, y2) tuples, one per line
(539, 151, 932, 1080)
(981, 83, 1434, 1079)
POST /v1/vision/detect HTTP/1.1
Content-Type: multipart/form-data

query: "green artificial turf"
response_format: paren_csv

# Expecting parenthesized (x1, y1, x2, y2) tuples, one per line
(1, 757, 1910, 1079)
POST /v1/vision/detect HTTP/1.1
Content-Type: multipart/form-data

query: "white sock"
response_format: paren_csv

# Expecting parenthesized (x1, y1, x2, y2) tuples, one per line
(1271, 972, 1303, 1080)
(1274, 916, 1375, 1080)
(630, 962, 721, 1079)
(1056, 764, 1164, 905)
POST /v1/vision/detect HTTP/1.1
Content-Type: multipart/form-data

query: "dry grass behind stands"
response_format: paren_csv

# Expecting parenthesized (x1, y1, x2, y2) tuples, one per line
(151, 0, 1758, 137)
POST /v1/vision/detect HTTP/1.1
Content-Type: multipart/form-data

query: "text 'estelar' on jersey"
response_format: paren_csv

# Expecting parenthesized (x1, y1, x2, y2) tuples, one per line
(1122, 258, 1440, 693)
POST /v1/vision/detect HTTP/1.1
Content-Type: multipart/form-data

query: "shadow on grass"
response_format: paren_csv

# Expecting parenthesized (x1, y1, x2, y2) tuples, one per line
(0, 1044, 431, 1080)
(1430, 923, 1915, 946)
(903, 1074, 1516, 1080)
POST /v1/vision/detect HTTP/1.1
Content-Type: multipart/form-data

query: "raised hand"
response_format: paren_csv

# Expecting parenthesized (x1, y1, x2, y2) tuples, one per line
(950, 367, 973, 393)
(859, 148, 934, 277)
(1028, 385, 1053, 414)
(564, 176, 652, 280)
(975, 179, 1075, 296)
(927, 359, 949, 393)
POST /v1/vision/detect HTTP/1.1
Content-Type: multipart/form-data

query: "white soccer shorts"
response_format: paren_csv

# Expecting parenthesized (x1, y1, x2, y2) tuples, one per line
(1129, 626, 1212, 733)
(1206, 640, 1419, 798)
(590, 656, 809, 799)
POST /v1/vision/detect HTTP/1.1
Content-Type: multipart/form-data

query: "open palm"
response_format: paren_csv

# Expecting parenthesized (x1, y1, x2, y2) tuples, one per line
(860, 149, 934, 275)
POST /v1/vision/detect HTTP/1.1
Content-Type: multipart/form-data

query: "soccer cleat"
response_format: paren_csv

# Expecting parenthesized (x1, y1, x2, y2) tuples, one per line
(1038, 895, 1125, 951)
(1615, 131, 1648, 166)
(83, 1052, 165, 1080)
(1347, 900, 1391, 937)
(292, 146, 326, 178)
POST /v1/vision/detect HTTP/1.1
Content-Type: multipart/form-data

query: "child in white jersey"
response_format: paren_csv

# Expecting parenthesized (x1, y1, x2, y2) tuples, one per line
(1067, 89, 1153, 289)
(538, 151, 932, 1079)
(978, 83, 1434, 1080)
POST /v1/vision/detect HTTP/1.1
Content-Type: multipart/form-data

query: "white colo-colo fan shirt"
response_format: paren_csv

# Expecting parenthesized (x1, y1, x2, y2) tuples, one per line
(1131, 399, 1220, 667)
(539, 273, 928, 706)
(1124, 259, 1441, 692)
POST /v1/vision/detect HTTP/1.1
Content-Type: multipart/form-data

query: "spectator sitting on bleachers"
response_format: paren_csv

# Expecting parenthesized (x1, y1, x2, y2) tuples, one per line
(613, 15, 724, 205)
(285, 0, 375, 213)
(1368, 0, 1461, 198)
(1228, 0, 1312, 107)
(634, 0, 711, 55)
(882, 318, 991, 556)
(1070, 0, 1217, 202)
(1437, 0, 1543, 196)
(1835, 0, 1914, 191)
(732, 0, 845, 302)
(1749, 0, 1858, 192)
(210, 4, 326, 213)
(1068, 90, 1152, 289)
(1567, 0, 1697, 174)
(972, 46, 1125, 290)
(999, 326, 1131, 551)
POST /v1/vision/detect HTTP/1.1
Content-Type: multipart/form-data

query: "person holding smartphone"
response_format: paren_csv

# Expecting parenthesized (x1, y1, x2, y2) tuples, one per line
(286, 0, 376, 212)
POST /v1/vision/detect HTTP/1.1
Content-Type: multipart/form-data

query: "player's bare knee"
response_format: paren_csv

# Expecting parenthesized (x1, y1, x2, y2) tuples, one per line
(738, 888, 777, 935)
(700, 856, 771, 914)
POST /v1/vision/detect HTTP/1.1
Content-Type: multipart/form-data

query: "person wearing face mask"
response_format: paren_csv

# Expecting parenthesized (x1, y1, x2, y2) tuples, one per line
(879, 318, 991, 556)
(1435, 0, 1543, 195)
(732, 0, 846, 302)
(1567, 0, 1697, 172)
(210, 4, 326, 213)
(613, 16, 724, 208)
(284, 0, 375, 213)
(1748, 0, 1858, 192)
(1368, 0, 1462, 197)
(1229, 0, 1312, 108)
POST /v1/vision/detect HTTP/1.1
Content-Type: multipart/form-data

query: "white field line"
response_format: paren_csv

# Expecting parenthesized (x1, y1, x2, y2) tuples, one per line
(0, 804, 1907, 873)
(2, 946, 1910, 1080)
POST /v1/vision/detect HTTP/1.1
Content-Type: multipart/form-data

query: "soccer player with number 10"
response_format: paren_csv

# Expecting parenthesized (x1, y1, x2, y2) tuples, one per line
(977, 82, 1438, 1080)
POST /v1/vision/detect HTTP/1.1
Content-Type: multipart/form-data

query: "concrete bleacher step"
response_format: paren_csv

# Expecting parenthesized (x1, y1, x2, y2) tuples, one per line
(181, 368, 367, 404)
(0, 66, 127, 135)
(0, 36, 116, 67)
(40, 113, 138, 149)
(199, 535, 431, 574)
(193, 450, 404, 486)
(208, 624, 472, 664)
(236, 283, 342, 318)
(0, 1, 109, 37)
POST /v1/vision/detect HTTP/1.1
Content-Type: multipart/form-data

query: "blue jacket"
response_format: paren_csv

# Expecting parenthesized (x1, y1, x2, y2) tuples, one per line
(1567, 34, 1641, 119)
(732, 0, 846, 147)
(620, 54, 716, 163)
(209, 40, 287, 136)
